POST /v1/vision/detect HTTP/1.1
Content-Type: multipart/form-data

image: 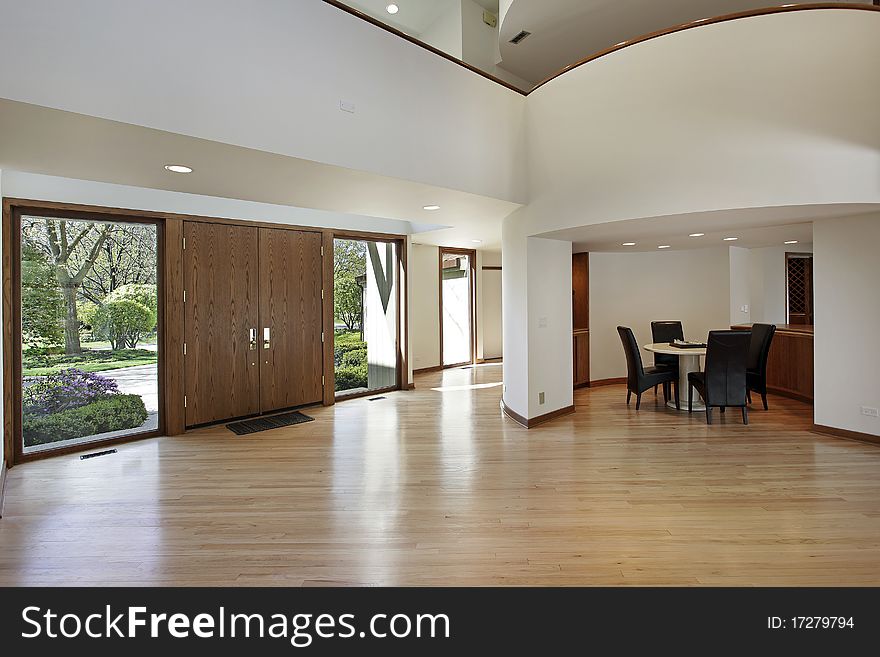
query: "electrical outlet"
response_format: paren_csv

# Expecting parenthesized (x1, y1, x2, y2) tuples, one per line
(538, 316, 548, 328)
(538, 392, 545, 405)
(861, 406, 879, 418)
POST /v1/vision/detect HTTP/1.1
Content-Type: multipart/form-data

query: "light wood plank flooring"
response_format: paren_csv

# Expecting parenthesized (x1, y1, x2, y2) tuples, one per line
(2, 362, 879, 586)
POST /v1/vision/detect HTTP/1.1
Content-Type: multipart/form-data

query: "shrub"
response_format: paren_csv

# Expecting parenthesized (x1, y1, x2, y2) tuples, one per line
(341, 348, 367, 369)
(23, 368, 120, 415)
(92, 299, 154, 349)
(22, 394, 148, 446)
(335, 363, 368, 391)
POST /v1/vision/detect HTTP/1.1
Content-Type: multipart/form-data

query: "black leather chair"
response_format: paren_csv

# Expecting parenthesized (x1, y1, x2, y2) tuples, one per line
(688, 330, 750, 425)
(651, 320, 684, 393)
(617, 326, 679, 410)
(745, 323, 776, 410)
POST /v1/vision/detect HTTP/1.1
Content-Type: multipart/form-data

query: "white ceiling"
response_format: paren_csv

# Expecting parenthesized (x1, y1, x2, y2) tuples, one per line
(537, 205, 880, 253)
(0, 99, 520, 249)
(499, 0, 873, 85)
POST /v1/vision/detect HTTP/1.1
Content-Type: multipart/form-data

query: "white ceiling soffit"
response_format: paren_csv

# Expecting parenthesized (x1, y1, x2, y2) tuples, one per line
(536, 204, 880, 252)
(498, 0, 873, 85)
(0, 99, 520, 249)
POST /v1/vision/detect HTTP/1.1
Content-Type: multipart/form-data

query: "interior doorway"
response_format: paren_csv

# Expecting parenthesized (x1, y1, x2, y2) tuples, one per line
(786, 253, 814, 325)
(440, 248, 476, 368)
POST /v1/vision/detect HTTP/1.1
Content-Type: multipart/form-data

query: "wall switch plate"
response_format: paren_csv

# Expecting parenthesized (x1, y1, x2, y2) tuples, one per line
(340, 100, 355, 113)
(538, 316, 548, 328)
(861, 406, 879, 418)
(740, 304, 749, 313)
(538, 392, 545, 405)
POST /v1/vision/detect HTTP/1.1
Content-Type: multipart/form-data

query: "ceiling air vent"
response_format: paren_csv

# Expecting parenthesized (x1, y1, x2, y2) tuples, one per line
(509, 30, 531, 45)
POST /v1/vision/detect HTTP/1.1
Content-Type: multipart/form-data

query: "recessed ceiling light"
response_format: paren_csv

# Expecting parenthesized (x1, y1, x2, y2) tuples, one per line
(658, 245, 671, 249)
(386, 3, 399, 14)
(164, 164, 193, 174)
(723, 237, 738, 241)
(622, 242, 636, 246)
(689, 233, 705, 237)
(423, 205, 440, 211)
(471, 239, 482, 244)
(784, 240, 798, 244)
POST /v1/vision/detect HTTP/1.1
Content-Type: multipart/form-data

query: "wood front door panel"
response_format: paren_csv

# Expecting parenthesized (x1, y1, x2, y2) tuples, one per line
(259, 228, 323, 412)
(184, 222, 260, 425)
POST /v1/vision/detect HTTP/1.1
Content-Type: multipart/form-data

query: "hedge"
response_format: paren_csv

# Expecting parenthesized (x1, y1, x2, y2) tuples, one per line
(23, 394, 149, 446)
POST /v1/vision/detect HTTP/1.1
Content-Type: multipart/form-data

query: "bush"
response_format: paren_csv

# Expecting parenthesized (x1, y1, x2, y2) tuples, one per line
(93, 299, 155, 349)
(335, 363, 368, 391)
(341, 348, 367, 369)
(22, 394, 148, 446)
(23, 368, 120, 415)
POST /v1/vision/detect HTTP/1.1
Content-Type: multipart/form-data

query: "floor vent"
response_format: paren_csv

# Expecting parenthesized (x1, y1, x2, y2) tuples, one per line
(368, 396, 387, 401)
(227, 411, 314, 435)
(80, 449, 117, 460)
(509, 30, 531, 45)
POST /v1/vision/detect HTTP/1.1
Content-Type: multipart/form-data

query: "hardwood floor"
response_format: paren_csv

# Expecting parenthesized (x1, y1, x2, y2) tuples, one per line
(1, 362, 879, 586)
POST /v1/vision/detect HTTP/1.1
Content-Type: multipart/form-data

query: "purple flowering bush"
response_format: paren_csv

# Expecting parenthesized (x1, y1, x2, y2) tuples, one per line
(23, 368, 120, 415)
(22, 368, 148, 447)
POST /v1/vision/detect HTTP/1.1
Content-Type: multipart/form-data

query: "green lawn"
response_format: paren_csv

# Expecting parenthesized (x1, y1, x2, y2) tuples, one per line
(23, 348, 158, 376)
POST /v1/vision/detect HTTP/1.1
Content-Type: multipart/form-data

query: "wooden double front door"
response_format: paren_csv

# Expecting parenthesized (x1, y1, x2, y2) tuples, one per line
(183, 222, 323, 426)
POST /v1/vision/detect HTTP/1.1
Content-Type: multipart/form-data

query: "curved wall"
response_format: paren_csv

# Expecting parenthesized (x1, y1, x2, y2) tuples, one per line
(522, 9, 880, 238)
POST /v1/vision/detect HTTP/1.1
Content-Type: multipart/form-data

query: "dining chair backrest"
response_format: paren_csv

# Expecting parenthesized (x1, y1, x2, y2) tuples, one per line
(617, 326, 645, 388)
(703, 330, 750, 406)
(651, 321, 684, 369)
(747, 323, 776, 374)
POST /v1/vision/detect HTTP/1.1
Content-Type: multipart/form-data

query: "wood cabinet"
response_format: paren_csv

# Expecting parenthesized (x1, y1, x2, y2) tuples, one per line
(183, 221, 323, 426)
(731, 324, 813, 403)
(572, 253, 590, 387)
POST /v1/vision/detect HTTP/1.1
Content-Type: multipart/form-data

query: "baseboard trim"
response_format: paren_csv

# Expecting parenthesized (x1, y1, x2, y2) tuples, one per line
(0, 460, 7, 518)
(589, 377, 626, 387)
(403, 382, 415, 390)
(766, 387, 813, 404)
(476, 357, 503, 364)
(811, 424, 880, 446)
(413, 365, 443, 375)
(500, 399, 576, 429)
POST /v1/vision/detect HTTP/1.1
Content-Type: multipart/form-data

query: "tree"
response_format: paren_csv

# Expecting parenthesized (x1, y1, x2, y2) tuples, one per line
(23, 218, 114, 354)
(104, 284, 158, 321)
(81, 225, 157, 305)
(334, 275, 363, 331)
(333, 239, 366, 278)
(20, 242, 64, 349)
(92, 299, 154, 350)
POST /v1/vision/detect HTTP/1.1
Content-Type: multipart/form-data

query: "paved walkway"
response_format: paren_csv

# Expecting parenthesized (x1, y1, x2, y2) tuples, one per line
(102, 363, 159, 432)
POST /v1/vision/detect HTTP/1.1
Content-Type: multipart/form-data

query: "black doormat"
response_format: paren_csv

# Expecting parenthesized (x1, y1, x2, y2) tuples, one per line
(226, 411, 314, 435)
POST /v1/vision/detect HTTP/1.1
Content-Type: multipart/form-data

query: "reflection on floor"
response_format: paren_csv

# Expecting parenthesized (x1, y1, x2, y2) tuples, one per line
(2, 362, 879, 586)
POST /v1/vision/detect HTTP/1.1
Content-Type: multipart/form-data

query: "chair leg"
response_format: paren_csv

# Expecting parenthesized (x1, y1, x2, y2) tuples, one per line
(762, 393, 768, 411)
(674, 381, 680, 410)
(705, 407, 712, 424)
(636, 393, 642, 410)
(654, 385, 658, 395)
(747, 390, 752, 404)
(742, 405, 749, 425)
(720, 406, 726, 414)
(688, 383, 693, 413)
(663, 382, 669, 404)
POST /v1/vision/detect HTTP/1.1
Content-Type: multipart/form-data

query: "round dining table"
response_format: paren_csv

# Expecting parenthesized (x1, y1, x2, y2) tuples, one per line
(643, 342, 707, 411)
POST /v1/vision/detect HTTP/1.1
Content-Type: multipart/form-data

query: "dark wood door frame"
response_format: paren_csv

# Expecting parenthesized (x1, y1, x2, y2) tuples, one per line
(438, 247, 477, 369)
(327, 231, 408, 402)
(2, 200, 165, 464)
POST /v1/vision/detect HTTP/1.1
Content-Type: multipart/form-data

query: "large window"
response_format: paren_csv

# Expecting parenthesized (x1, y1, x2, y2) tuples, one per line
(333, 238, 399, 398)
(16, 211, 161, 457)
(441, 249, 475, 367)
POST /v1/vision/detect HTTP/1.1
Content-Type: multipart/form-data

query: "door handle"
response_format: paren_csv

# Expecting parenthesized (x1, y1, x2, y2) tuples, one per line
(248, 328, 257, 351)
(263, 327, 271, 350)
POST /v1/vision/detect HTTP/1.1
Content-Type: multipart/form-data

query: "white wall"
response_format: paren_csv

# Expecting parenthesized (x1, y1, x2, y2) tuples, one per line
(748, 243, 813, 324)
(589, 247, 732, 381)
(0, 169, 4, 469)
(411, 245, 441, 370)
(479, 250, 503, 360)
(0, 0, 526, 204)
(422, 2, 463, 59)
(813, 212, 880, 437)
(729, 246, 752, 326)
(460, 0, 532, 91)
